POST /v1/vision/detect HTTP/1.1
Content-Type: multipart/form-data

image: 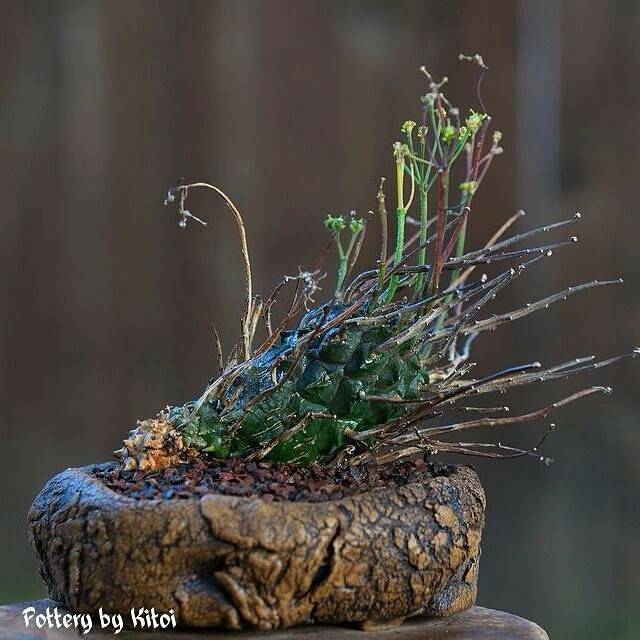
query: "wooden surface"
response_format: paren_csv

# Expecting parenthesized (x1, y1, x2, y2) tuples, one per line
(0, 600, 548, 639)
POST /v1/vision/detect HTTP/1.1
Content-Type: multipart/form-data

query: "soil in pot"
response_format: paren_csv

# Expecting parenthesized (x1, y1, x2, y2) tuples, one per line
(95, 455, 455, 502)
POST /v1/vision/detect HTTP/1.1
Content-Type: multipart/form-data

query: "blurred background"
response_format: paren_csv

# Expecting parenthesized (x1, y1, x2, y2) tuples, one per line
(1, 1, 639, 637)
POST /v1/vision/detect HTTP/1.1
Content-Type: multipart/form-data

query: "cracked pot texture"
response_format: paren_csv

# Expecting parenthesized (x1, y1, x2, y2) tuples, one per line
(28, 463, 485, 630)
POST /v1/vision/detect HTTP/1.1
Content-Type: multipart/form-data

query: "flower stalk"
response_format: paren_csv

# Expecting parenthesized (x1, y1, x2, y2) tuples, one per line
(381, 141, 413, 303)
(325, 213, 364, 298)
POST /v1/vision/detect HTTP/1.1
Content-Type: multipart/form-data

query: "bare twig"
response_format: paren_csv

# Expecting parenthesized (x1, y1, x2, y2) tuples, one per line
(166, 181, 254, 361)
(211, 323, 224, 374)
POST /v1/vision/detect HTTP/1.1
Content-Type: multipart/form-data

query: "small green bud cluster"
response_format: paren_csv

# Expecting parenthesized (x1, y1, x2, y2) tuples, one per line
(465, 110, 487, 134)
(392, 141, 410, 162)
(349, 215, 364, 233)
(324, 214, 346, 231)
(325, 212, 365, 297)
(441, 124, 457, 143)
(325, 213, 364, 234)
(459, 181, 478, 195)
(419, 92, 440, 110)
(401, 120, 416, 134)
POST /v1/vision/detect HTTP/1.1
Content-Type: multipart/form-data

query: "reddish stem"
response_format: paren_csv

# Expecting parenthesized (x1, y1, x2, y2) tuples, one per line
(438, 119, 491, 269)
(470, 120, 489, 180)
(441, 206, 470, 264)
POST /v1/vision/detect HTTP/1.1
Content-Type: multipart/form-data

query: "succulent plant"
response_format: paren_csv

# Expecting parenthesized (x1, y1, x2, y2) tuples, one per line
(116, 58, 638, 472)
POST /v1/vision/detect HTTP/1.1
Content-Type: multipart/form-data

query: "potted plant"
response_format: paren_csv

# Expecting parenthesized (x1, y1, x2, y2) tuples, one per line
(29, 58, 638, 631)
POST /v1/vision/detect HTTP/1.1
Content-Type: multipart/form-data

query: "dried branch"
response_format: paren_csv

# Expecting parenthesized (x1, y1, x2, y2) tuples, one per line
(211, 323, 224, 374)
(166, 181, 254, 361)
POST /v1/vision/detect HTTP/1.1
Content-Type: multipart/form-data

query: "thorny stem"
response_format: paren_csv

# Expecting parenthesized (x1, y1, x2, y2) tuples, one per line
(415, 386, 608, 439)
(451, 209, 526, 288)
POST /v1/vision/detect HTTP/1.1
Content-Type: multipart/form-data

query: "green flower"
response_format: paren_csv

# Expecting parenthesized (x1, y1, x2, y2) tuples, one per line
(401, 120, 416, 134)
(393, 141, 408, 161)
(349, 216, 364, 233)
(325, 214, 346, 231)
(466, 110, 486, 134)
(441, 125, 457, 143)
(420, 93, 436, 106)
(459, 181, 478, 195)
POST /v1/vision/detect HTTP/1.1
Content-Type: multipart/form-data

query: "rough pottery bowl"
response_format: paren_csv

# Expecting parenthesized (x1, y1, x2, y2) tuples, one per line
(28, 463, 485, 630)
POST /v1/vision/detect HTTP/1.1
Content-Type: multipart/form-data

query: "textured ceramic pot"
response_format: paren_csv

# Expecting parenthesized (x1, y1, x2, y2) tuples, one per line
(28, 463, 485, 630)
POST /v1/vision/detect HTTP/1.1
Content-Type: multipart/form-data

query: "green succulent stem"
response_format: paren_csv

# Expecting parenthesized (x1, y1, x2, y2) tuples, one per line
(381, 151, 407, 304)
(451, 128, 471, 164)
(325, 213, 363, 299)
(334, 235, 348, 297)
(393, 206, 407, 268)
(413, 124, 439, 299)
(376, 182, 388, 293)
(414, 186, 429, 295)
(427, 100, 440, 153)
(333, 218, 364, 298)
(396, 149, 406, 216)
(380, 206, 406, 305)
